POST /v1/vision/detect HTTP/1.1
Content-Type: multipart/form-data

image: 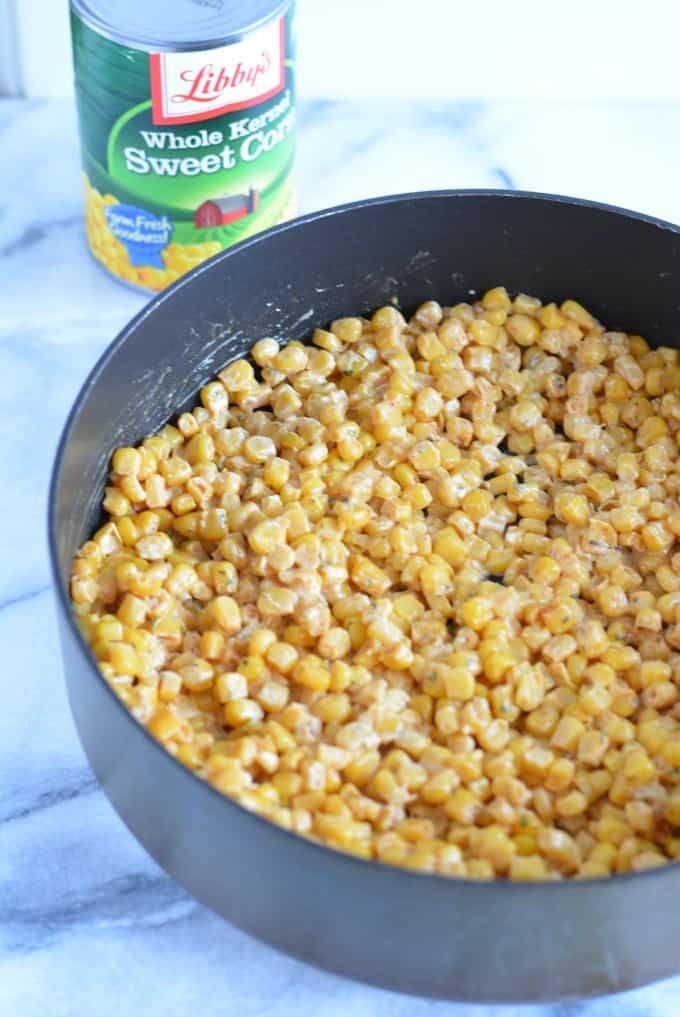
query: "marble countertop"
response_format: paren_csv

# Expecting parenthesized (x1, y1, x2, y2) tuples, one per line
(3, 98, 680, 1017)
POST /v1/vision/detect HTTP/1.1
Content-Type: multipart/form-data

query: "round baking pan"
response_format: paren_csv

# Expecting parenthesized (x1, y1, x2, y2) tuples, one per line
(49, 190, 680, 1003)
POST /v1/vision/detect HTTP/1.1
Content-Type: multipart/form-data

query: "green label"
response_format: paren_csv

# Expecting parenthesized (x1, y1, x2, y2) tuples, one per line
(71, 6, 296, 291)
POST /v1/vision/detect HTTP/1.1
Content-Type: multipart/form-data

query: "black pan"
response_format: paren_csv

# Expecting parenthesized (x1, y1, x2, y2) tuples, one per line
(49, 191, 680, 1003)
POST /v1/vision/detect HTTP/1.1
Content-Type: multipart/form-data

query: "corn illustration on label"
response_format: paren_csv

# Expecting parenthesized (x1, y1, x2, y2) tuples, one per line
(72, 5, 296, 292)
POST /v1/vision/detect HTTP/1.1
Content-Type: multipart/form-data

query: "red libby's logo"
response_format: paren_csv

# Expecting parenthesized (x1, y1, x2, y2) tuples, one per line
(150, 18, 285, 125)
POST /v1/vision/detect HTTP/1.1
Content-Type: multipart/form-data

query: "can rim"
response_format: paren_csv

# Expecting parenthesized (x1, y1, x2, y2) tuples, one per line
(70, 0, 291, 52)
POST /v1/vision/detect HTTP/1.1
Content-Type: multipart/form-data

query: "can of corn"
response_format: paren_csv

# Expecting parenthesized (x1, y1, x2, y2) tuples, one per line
(70, 0, 296, 293)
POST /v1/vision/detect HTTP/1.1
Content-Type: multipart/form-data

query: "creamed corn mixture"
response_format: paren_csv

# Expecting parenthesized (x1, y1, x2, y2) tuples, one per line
(71, 288, 680, 880)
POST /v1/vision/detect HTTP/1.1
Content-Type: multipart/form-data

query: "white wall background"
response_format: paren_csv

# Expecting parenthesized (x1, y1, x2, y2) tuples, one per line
(3, 0, 680, 100)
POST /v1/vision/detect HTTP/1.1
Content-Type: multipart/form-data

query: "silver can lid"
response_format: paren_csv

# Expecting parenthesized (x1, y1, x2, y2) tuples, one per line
(71, 0, 290, 51)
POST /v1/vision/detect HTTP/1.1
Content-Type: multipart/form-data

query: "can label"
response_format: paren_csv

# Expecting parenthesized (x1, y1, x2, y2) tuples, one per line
(71, 6, 296, 292)
(150, 19, 285, 124)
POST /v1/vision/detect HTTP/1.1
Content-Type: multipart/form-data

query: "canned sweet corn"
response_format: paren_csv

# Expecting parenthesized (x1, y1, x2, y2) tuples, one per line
(70, 0, 296, 293)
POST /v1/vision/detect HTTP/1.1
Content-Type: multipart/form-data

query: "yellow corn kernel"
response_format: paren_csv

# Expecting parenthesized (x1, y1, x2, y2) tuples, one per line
(179, 657, 213, 692)
(661, 737, 680, 767)
(256, 680, 290, 713)
(482, 652, 515, 684)
(245, 629, 275, 658)
(537, 303, 565, 328)
(148, 706, 183, 741)
(550, 716, 585, 753)
(215, 671, 248, 702)
(515, 669, 545, 712)
(640, 522, 673, 552)
(349, 555, 391, 596)
(247, 518, 286, 554)
(243, 434, 276, 464)
(251, 337, 279, 365)
(112, 447, 141, 476)
(508, 855, 548, 880)
(223, 698, 264, 727)
(529, 556, 561, 585)
(459, 596, 494, 631)
(444, 788, 481, 825)
(266, 641, 299, 674)
(238, 656, 266, 682)
(199, 630, 225, 660)
(639, 660, 672, 687)
(555, 790, 588, 817)
(206, 596, 242, 633)
(257, 585, 297, 617)
(434, 702, 459, 735)
(109, 642, 140, 676)
(219, 359, 255, 391)
(293, 655, 331, 692)
(554, 491, 589, 527)
(507, 314, 540, 346)
(442, 666, 476, 700)
(561, 299, 594, 330)
(371, 402, 403, 441)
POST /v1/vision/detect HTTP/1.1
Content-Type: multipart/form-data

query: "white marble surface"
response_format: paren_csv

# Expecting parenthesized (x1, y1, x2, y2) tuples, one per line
(3, 97, 680, 1017)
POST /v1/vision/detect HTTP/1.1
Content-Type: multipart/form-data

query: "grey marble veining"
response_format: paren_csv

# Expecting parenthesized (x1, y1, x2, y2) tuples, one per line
(2, 97, 680, 1017)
